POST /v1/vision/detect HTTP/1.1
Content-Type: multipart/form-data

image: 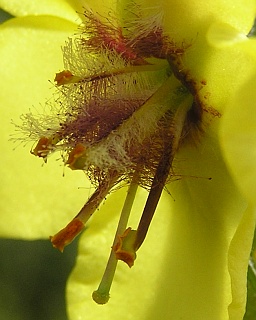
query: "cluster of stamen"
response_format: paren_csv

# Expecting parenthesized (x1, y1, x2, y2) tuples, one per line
(18, 7, 207, 304)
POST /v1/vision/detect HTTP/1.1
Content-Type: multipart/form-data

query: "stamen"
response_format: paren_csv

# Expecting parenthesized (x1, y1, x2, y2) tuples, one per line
(92, 178, 138, 304)
(50, 173, 119, 252)
(134, 95, 193, 250)
(55, 62, 168, 87)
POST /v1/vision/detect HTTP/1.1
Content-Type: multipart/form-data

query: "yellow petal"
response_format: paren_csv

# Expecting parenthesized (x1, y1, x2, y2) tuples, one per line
(0, 0, 79, 22)
(158, 136, 253, 320)
(0, 16, 87, 238)
(162, 0, 256, 115)
(220, 71, 256, 205)
(161, 0, 256, 37)
(227, 204, 256, 319)
(207, 22, 248, 48)
(0, 0, 118, 23)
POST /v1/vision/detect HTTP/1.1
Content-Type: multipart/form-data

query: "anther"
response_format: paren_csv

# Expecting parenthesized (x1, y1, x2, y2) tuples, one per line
(54, 70, 81, 86)
(31, 135, 59, 159)
(66, 143, 87, 170)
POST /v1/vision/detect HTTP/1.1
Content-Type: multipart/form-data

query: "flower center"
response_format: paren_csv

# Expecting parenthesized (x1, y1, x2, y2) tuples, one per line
(16, 8, 212, 303)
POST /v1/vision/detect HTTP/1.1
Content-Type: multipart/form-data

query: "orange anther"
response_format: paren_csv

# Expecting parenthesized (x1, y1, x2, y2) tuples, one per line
(66, 143, 87, 170)
(31, 136, 52, 158)
(55, 70, 74, 86)
(50, 218, 84, 252)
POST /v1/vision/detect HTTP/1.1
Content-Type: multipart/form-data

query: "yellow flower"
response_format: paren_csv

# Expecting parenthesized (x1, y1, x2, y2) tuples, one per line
(0, 1, 256, 320)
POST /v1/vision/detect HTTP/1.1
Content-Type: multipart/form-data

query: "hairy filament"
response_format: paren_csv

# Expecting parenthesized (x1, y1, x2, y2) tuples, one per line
(56, 61, 169, 86)
(134, 95, 193, 250)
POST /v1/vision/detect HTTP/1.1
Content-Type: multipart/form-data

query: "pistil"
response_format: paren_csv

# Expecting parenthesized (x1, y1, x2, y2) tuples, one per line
(92, 177, 139, 304)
